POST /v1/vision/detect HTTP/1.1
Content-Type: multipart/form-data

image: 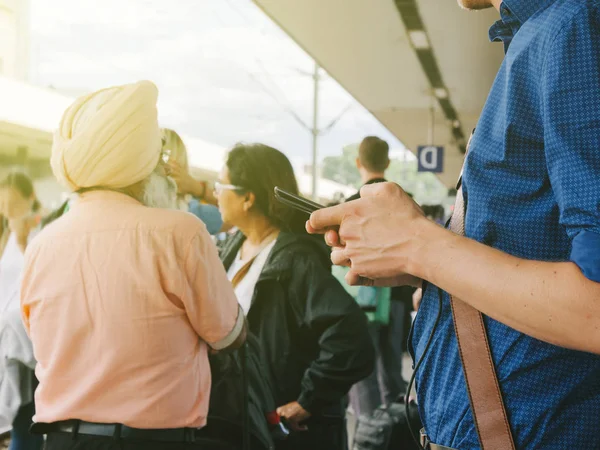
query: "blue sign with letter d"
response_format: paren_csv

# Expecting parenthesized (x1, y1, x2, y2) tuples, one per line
(417, 146, 444, 173)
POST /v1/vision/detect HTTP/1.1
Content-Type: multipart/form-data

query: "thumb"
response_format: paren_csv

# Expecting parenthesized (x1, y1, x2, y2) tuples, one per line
(308, 203, 347, 231)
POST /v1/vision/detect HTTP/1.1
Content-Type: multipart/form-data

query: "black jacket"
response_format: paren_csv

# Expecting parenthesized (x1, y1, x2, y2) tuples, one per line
(220, 231, 375, 416)
(202, 334, 276, 449)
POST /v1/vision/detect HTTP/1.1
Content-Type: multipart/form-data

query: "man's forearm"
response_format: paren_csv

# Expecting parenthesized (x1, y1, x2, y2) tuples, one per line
(410, 220, 600, 354)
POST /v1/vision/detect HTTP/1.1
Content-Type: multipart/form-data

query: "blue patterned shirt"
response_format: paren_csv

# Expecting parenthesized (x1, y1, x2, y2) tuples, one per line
(411, 1, 600, 448)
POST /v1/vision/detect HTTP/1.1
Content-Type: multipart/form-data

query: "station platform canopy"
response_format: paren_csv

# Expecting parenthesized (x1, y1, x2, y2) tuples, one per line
(0, 75, 72, 166)
(0, 79, 352, 203)
(253, 0, 504, 187)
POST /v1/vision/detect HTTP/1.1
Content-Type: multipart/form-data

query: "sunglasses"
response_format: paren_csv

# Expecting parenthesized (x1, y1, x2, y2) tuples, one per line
(161, 149, 171, 164)
(214, 182, 246, 196)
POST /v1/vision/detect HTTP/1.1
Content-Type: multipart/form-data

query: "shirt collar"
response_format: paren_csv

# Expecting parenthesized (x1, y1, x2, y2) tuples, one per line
(488, 0, 554, 52)
(73, 190, 142, 206)
(501, 0, 554, 24)
(364, 177, 387, 186)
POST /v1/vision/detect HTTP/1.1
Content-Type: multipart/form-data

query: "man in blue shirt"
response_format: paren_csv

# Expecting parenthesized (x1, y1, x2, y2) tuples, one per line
(308, 0, 600, 448)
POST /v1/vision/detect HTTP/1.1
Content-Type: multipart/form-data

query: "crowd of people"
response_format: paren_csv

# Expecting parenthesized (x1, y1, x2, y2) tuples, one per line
(0, 80, 411, 450)
(2, 1, 600, 450)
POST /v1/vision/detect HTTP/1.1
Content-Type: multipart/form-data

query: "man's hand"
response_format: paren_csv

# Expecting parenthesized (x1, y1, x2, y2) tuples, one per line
(276, 401, 311, 432)
(307, 182, 428, 285)
(313, 185, 600, 355)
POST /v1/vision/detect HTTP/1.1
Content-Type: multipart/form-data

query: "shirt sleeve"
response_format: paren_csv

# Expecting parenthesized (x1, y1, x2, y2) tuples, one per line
(188, 200, 224, 236)
(542, 6, 600, 282)
(290, 254, 375, 414)
(181, 232, 243, 349)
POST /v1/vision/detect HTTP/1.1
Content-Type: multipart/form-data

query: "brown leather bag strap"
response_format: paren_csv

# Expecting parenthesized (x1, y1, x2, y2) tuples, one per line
(230, 231, 279, 289)
(231, 257, 257, 289)
(447, 132, 515, 450)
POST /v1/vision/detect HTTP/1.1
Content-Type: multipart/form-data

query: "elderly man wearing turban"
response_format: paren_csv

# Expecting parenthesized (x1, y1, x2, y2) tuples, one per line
(19, 81, 247, 450)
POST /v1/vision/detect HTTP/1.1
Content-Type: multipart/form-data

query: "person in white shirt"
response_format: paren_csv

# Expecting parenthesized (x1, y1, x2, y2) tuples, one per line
(0, 172, 43, 450)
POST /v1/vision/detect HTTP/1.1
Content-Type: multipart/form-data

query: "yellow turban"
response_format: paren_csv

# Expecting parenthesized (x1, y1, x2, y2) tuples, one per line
(51, 80, 162, 191)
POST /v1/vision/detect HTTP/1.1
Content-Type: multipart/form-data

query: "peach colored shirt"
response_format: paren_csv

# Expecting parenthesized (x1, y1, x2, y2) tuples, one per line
(20, 191, 241, 429)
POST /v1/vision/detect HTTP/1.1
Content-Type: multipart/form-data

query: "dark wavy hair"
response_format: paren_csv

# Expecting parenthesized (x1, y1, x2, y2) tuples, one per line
(0, 172, 41, 212)
(226, 143, 306, 233)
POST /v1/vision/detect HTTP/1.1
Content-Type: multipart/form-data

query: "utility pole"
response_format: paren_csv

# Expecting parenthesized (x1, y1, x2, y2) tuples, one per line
(247, 60, 351, 200)
(311, 62, 320, 200)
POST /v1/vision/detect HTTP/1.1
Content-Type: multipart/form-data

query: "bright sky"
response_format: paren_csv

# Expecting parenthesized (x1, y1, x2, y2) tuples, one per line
(29, 0, 406, 167)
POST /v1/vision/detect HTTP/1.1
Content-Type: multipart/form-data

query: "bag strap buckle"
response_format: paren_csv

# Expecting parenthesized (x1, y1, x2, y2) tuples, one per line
(420, 428, 431, 449)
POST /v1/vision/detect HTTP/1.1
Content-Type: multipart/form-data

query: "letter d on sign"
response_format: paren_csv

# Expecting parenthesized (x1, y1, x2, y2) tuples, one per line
(417, 146, 444, 173)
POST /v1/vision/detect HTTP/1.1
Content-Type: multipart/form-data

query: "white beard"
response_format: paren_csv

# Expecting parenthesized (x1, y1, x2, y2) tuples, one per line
(142, 171, 178, 209)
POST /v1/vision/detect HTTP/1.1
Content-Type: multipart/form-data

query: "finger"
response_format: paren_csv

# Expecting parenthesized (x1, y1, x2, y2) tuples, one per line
(305, 221, 333, 237)
(325, 229, 341, 247)
(345, 270, 361, 286)
(309, 203, 349, 231)
(331, 247, 350, 267)
(276, 407, 285, 416)
(305, 221, 320, 235)
(345, 270, 374, 287)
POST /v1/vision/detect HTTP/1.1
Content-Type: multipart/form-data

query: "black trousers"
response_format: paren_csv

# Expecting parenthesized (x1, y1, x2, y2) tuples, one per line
(383, 299, 408, 396)
(44, 432, 235, 450)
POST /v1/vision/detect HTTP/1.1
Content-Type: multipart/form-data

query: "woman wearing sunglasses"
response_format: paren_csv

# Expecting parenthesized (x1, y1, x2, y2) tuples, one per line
(216, 143, 374, 450)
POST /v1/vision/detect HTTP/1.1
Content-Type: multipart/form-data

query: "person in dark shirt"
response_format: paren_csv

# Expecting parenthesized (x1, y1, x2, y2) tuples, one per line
(346, 136, 389, 203)
(346, 136, 413, 419)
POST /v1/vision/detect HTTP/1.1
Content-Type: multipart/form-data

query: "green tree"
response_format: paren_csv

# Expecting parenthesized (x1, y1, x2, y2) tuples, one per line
(321, 144, 361, 188)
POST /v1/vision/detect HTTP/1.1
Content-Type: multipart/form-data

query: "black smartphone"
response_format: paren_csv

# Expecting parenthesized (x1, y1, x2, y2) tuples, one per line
(274, 187, 325, 215)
